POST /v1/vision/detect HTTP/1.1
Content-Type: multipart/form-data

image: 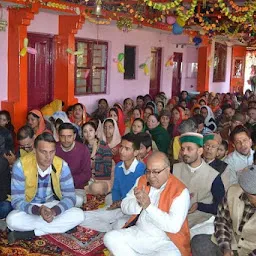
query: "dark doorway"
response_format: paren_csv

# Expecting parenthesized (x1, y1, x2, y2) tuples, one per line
(171, 52, 183, 97)
(27, 33, 54, 111)
(149, 47, 162, 98)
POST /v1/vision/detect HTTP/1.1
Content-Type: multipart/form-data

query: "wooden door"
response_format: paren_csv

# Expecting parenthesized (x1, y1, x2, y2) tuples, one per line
(27, 33, 54, 111)
(171, 52, 183, 97)
(149, 47, 162, 98)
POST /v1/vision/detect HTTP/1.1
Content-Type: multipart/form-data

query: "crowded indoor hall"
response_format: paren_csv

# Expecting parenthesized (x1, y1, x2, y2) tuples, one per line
(0, 0, 256, 255)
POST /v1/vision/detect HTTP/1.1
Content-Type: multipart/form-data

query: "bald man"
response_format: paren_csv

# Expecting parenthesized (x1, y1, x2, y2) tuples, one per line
(104, 152, 191, 256)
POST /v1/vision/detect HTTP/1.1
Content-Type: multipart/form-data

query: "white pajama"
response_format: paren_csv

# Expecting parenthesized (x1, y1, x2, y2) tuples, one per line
(75, 189, 86, 207)
(81, 207, 130, 232)
(6, 201, 84, 236)
(104, 178, 190, 256)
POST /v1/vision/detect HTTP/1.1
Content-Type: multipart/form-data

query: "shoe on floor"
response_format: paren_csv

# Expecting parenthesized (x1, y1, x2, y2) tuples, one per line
(8, 231, 35, 244)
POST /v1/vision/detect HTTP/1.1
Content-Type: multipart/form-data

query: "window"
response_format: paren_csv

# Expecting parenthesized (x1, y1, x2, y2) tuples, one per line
(124, 45, 136, 80)
(75, 39, 108, 95)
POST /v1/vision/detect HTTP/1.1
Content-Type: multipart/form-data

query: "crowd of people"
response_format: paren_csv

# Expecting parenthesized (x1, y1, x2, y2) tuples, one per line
(0, 89, 256, 256)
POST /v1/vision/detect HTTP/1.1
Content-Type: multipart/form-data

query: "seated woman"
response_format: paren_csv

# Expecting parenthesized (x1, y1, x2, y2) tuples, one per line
(143, 106, 154, 123)
(123, 98, 134, 125)
(91, 98, 109, 122)
(82, 121, 114, 195)
(200, 105, 217, 132)
(159, 110, 172, 138)
(130, 118, 145, 134)
(109, 107, 126, 136)
(131, 107, 143, 122)
(0, 110, 15, 139)
(27, 109, 50, 137)
(156, 100, 165, 114)
(147, 114, 170, 154)
(170, 106, 186, 137)
(70, 103, 88, 134)
(102, 118, 121, 163)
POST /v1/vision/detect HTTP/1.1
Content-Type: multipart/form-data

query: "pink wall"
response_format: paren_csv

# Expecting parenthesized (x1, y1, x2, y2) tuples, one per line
(0, 8, 8, 102)
(0, 10, 199, 113)
(209, 40, 232, 93)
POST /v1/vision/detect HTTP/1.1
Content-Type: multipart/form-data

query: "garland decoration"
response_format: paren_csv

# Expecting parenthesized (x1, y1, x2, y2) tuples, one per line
(116, 17, 133, 32)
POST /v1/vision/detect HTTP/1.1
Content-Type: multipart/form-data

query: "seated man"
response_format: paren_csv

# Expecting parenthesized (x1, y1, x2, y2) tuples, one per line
(4, 125, 35, 166)
(203, 133, 230, 190)
(6, 132, 84, 243)
(173, 132, 225, 231)
(224, 125, 254, 185)
(136, 132, 153, 164)
(81, 133, 146, 232)
(191, 165, 256, 256)
(104, 152, 191, 256)
(56, 123, 91, 207)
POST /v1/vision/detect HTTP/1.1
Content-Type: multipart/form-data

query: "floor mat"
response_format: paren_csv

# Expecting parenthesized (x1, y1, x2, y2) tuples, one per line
(45, 226, 105, 256)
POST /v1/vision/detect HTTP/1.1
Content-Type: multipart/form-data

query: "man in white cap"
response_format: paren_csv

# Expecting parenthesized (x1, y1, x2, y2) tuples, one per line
(191, 164, 256, 256)
(173, 132, 225, 230)
(203, 133, 231, 190)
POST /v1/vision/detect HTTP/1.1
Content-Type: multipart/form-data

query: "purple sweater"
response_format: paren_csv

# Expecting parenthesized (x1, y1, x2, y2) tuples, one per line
(56, 142, 91, 189)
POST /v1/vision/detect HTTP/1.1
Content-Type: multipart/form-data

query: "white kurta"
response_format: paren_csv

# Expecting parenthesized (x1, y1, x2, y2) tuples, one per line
(104, 178, 190, 256)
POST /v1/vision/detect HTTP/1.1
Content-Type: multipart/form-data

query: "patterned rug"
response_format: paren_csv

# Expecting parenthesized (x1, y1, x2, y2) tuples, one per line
(0, 195, 109, 256)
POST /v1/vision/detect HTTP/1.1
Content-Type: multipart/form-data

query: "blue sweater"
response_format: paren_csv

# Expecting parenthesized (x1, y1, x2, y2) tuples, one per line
(112, 161, 146, 202)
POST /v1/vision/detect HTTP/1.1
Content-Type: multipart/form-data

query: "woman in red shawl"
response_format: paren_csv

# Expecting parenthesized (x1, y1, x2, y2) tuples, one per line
(170, 106, 185, 137)
(108, 107, 126, 136)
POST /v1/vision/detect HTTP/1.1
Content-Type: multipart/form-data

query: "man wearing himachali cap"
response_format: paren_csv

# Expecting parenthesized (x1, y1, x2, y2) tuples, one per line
(173, 132, 225, 231)
(191, 165, 256, 256)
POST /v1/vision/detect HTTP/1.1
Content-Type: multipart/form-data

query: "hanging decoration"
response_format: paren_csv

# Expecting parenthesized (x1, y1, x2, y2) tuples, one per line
(172, 23, 183, 35)
(20, 38, 37, 57)
(86, 15, 111, 25)
(165, 55, 174, 67)
(193, 36, 202, 46)
(139, 57, 152, 75)
(116, 17, 133, 32)
(116, 53, 125, 73)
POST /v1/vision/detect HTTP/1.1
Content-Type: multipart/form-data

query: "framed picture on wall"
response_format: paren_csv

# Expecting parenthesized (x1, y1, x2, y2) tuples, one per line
(213, 42, 227, 82)
(232, 57, 244, 78)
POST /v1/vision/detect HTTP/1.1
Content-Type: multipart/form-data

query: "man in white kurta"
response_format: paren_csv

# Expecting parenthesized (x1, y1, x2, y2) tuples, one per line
(104, 152, 190, 256)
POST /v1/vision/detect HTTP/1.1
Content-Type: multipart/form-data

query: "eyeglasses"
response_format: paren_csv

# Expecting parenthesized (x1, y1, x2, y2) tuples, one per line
(145, 166, 167, 176)
(203, 144, 219, 150)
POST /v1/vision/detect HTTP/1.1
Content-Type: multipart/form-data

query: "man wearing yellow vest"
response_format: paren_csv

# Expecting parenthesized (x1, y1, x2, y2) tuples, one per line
(6, 132, 84, 243)
(104, 152, 191, 256)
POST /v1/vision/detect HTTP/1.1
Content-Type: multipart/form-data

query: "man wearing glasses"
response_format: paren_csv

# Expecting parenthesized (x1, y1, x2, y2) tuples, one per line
(104, 152, 191, 256)
(4, 125, 35, 166)
(172, 132, 225, 233)
(203, 133, 230, 190)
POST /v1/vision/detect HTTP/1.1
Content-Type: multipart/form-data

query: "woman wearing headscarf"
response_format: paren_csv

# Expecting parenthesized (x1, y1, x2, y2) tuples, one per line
(169, 106, 186, 137)
(27, 109, 50, 137)
(146, 114, 170, 154)
(200, 105, 217, 132)
(108, 107, 126, 136)
(102, 118, 121, 163)
(91, 98, 109, 122)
